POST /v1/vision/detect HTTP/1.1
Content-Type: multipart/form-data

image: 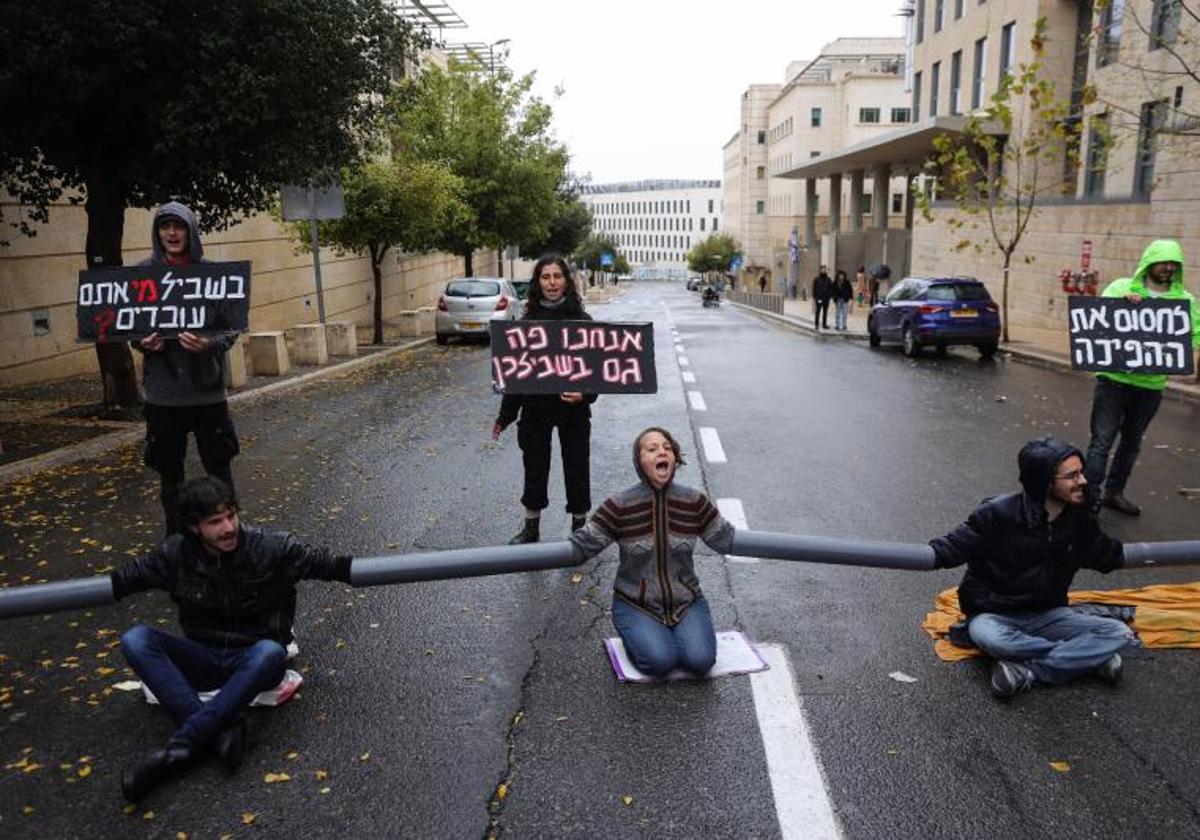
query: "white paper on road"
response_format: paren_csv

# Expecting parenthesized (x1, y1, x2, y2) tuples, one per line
(888, 671, 919, 683)
(605, 631, 769, 683)
(141, 641, 303, 707)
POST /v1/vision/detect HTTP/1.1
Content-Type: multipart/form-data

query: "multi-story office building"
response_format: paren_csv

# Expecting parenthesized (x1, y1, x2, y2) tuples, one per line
(777, 1, 1200, 337)
(580, 180, 723, 277)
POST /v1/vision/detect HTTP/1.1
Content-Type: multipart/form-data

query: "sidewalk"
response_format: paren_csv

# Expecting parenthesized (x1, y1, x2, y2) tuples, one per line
(732, 296, 1200, 406)
(0, 324, 434, 487)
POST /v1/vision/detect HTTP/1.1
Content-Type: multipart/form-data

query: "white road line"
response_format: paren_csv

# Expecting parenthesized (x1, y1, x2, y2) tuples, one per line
(687, 390, 707, 411)
(698, 427, 726, 463)
(716, 498, 759, 564)
(678, 356, 690, 367)
(751, 645, 842, 840)
(681, 371, 696, 383)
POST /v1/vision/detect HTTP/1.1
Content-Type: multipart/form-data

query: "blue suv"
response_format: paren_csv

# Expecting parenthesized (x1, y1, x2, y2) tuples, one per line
(867, 277, 1001, 359)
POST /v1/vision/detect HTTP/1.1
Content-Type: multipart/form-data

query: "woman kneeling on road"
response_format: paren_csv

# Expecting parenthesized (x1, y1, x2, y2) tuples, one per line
(493, 254, 597, 544)
(570, 427, 735, 677)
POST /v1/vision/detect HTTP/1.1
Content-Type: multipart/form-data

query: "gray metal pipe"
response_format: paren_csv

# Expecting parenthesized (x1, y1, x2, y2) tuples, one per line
(1122, 541, 1200, 568)
(731, 530, 938, 571)
(349, 540, 580, 587)
(0, 576, 115, 620)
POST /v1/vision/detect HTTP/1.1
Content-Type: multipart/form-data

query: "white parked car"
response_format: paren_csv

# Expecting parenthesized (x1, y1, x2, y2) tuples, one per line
(434, 277, 520, 345)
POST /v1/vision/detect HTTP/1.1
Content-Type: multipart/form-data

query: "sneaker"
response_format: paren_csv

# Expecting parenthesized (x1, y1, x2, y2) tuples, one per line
(989, 660, 1034, 698)
(1096, 653, 1123, 686)
(1101, 493, 1141, 516)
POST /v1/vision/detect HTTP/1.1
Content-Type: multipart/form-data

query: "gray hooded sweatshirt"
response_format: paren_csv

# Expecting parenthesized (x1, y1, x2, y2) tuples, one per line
(132, 202, 238, 407)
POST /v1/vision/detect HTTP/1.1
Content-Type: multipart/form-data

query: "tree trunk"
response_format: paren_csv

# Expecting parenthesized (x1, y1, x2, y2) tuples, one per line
(496, 248, 504, 277)
(371, 249, 384, 346)
(1001, 255, 1011, 344)
(85, 173, 141, 409)
(464, 250, 474, 277)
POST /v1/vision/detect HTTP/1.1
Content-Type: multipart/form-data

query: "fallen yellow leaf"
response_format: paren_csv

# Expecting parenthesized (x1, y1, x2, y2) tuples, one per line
(78, 765, 92, 778)
(496, 783, 508, 801)
(122, 804, 137, 815)
(242, 812, 257, 825)
(285, 751, 300, 760)
(318, 786, 331, 794)
(570, 573, 583, 584)
(621, 795, 634, 806)
(22, 805, 34, 815)
(263, 772, 291, 783)
(177, 832, 188, 839)
(359, 752, 371, 762)
(1049, 761, 1071, 772)
(143, 811, 155, 820)
(315, 769, 329, 780)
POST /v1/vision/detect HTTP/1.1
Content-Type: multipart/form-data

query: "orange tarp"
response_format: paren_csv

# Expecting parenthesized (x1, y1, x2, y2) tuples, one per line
(922, 582, 1200, 661)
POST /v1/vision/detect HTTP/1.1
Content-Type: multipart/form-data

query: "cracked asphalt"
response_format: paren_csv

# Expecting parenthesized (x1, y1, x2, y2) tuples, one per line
(1, 281, 1199, 838)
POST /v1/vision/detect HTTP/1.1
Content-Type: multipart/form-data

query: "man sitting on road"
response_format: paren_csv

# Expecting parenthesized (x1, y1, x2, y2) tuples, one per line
(112, 476, 353, 801)
(930, 436, 1134, 698)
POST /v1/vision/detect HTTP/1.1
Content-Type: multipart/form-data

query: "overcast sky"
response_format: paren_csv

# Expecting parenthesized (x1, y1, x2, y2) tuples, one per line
(441, 0, 908, 185)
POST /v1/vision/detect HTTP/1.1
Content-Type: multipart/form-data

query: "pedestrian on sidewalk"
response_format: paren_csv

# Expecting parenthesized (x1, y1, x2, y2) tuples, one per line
(856, 265, 868, 306)
(758, 274, 768, 294)
(132, 202, 241, 535)
(112, 477, 354, 800)
(869, 264, 890, 306)
(493, 254, 596, 544)
(570, 427, 734, 677)
(812, 265, 833, 330)
(930, 436, 1133, 699)
(1084, 240, 1200, 517)
(832, 269, 853, 330)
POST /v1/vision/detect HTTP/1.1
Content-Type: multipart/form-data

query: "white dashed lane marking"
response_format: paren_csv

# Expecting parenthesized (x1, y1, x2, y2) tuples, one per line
(751, 645, 842, 839)
(678, 356, 690, 367)
(682, 371, 696, 383)
(687, 391, 707, 411)
(716, 498, 759, 564)
(698, 427, 726, 463)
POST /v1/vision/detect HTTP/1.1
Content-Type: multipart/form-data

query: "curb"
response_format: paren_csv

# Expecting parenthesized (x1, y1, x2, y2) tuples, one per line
(729, 301, 1200, 406)
(0, 336, 434, 489)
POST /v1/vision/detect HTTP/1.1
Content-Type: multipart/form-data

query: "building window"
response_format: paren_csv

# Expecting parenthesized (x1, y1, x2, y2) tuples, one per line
(916, 0, 926, 43)
(859, 107, 881, 123)
(930, 61, 941, 116)
(891, 107, 911, 123)
(1134, 100, 1167, 196)
(999, 21, 1016, 82)
(892, 192, 904, 213)
(708, 199, 714, 212)
(713, 218, 719, 231)
(913, 70, 922, 121)
(700, 218, 706, 231)
(1084, 113, 1110, 198)
(757, 130, 766, 144)
(950, 50, 962, 114)
(810, 150, 821, 157)
(972, 36, 987, 109)
(1097, 1, 1125, 66)
(954, 0, 963, 18)
(862, 193, 873, 214)
(811, 107, 822, 127)
(934, 0, 944, 32)
(1151, 0, 1181, 49)
(756, 166, 765, 179)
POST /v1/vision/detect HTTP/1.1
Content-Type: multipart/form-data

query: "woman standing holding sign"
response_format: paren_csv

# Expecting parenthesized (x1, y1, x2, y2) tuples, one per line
(492, 255, 596, 544)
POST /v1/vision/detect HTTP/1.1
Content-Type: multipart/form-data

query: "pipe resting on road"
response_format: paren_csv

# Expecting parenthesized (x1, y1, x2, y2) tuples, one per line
(0, 533, 1197, 621)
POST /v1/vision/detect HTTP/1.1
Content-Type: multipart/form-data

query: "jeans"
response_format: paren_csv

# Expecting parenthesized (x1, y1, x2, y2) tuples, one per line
(967, 607, 1134, 685)
(121, 624, 286, 747)
(1084, 378, 1163, 504)
(611, 597, 716, 677)
(834, 300, 849, 330)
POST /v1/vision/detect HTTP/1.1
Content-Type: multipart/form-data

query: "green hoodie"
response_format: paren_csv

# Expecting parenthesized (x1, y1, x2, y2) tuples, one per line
(1098, 239, 1200, 391)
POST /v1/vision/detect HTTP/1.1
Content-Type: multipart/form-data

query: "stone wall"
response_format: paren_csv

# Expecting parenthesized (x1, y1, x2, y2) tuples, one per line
(0, 198, 495, 387)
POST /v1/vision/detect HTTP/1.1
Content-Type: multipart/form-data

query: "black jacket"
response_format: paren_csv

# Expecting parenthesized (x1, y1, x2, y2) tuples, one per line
(832, 277, 853, 302)
(496, 303, 598, 429)
(111, 525, 352, 647)
(812, 273, 833, 302)
(930, 437, 1123, 617)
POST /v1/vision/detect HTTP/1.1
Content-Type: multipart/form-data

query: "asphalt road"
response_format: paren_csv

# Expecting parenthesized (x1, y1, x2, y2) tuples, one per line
(0, 280, 1198, 838)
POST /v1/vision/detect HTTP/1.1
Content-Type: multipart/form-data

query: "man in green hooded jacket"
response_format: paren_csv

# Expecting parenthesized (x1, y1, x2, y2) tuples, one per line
(1084, 239, 1200, 515)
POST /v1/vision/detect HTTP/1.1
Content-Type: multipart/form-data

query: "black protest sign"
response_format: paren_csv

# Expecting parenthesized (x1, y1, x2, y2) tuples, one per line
(490, 320, 657, 394)
(1068, 295, 1194, 375)
(76, 262, 251, 343)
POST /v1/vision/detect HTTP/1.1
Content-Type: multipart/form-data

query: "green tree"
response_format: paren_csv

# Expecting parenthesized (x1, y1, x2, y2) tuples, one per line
(294, 157, 466, 345)
(687, 233, 743, 278)
(0, 0, 426, 406)
(392, 62, 567, 277)
(574, 233, 628, 275)
(916, 18, 1085, 343)
(520, 177, 593, 259)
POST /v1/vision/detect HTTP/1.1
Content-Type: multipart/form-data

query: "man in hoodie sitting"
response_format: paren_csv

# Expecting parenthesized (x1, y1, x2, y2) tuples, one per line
(931, 437, 1134, 698)
(133, 202, 241, 534)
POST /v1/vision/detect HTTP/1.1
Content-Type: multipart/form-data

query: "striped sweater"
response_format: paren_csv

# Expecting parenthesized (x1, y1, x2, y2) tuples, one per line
(570, 481, 735, 626)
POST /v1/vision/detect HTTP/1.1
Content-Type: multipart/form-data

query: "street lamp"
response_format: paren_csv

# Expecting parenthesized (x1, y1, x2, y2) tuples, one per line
(488, 38, 510, 76)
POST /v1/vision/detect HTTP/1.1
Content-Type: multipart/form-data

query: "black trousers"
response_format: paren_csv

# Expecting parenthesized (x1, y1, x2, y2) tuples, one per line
(814, 299, 830, 328)
(517, 418, 591, 514)
(143, 401, 239, 534)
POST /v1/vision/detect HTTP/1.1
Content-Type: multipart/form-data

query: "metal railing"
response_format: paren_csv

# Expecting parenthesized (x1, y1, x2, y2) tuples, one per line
(727, 290, 785, 315)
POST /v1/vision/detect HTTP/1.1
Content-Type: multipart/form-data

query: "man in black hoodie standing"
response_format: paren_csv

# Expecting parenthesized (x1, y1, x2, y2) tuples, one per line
(812, 265, 833, 330)
(931, 437, 1134, 698)
(133, 202, 241, 534)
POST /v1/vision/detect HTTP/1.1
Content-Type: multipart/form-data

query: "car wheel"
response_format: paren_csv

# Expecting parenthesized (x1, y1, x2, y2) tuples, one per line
(435, 333, 448, 346)
(934, 345, 948, 357)
(868, 325, 881, 347)
(978, 341, 998, 359)
(902, 324, 920, 357)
